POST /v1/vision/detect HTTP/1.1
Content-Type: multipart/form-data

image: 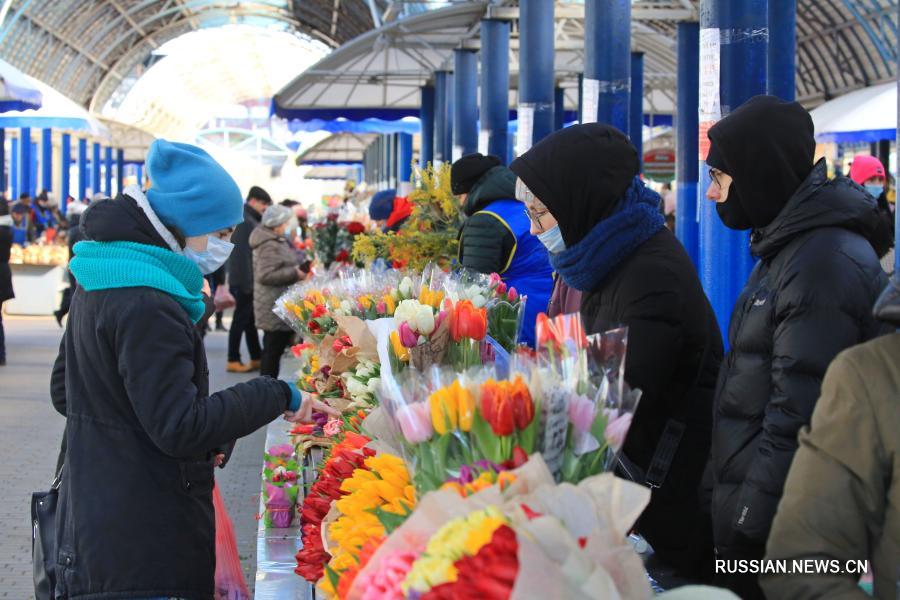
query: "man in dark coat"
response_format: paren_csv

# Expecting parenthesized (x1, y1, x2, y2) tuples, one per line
(0, 200, 13, 366)
(49, 141, 316, 599)
(510, 124, 723, 581)
(704, 95, 889, 599)
(452, 153, 554, 346)
(226, 185, 271, 372)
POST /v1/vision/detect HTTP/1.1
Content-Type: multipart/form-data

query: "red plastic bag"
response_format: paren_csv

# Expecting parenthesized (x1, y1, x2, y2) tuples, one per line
(213, 482, 251, 600)
(214, 284, 236, 311)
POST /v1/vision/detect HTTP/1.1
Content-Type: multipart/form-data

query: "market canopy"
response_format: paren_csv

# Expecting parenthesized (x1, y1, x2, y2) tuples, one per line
(0, 58, 42, 112)
(295, 132, 378, 166)
(810, 81, 898, 144)
(0, 71, 107, 138)
(303, 165, 361, 180)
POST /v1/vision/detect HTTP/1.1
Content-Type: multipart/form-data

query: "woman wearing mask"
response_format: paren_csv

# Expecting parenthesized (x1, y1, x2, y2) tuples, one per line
(849, 155, 894, 273)
(510, 123, 722, 582)
(251, 204, 305, 378)
(49, 140, 334, 599)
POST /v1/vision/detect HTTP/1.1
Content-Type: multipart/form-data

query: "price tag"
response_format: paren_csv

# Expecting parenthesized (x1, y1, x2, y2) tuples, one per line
(539, 387, 570, 481)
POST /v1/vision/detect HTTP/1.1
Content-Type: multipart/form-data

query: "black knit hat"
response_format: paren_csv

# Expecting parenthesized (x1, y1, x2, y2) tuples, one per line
(451, 153, 501, 195)
(247, 185, 272, 205)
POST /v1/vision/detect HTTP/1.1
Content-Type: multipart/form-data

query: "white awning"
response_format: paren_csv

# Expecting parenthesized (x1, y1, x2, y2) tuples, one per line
(97, 118, 156, 162)
(810, 82, 897, 144)
(295, 132, 379, 165)
(0, 71, 107, 138)
(0, 58, 42, 112)
(304, 165, 360, 180)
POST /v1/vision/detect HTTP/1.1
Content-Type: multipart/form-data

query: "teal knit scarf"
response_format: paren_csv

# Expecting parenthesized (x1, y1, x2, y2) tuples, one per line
(70, 240, 206, 323)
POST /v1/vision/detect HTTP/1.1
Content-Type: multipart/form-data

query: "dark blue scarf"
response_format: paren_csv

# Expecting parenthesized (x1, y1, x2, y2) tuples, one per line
(551, 177, 665, 292)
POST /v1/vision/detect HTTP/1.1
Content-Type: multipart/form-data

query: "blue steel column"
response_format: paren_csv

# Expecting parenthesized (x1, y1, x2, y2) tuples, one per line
(78, 138, 88, 200)
(92, 142, 101, 195)
(630, 52, 644, 168)
(518, 0, 555, 151)
(699, 0, 768, 336)
(398, 132, 413, 184)
(554, 87, 565, 131)
(104, 146, 113, 197)
(433, 72, 449, 164)
(420, 86, 435, 168)
(10, 137, 18, 198)
(453, 49, 478, 160)
(443, 72, 454, 164)
(767, 0, 796, 101)
(29, 142, 37, 196)
(0, 129, 5, 193)
(116, 148, 125, 194)
(676, 22, 700, 268)
(18, 128, 31, 198)
(136, 163, 143, 188)
(480, 19, 510, 161)
(584, 0, 631, 131)
(41, 128, 52, 193)
(60, 133, 71, 213)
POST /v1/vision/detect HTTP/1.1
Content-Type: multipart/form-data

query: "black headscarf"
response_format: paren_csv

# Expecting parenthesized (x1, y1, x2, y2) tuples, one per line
(509, 124, 639, 247)
(706, 95, 816, 230)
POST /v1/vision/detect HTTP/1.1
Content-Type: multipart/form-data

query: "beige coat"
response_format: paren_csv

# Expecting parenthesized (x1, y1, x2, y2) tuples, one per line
(762, 333, 900, 599)
(250, 226, 299, 332)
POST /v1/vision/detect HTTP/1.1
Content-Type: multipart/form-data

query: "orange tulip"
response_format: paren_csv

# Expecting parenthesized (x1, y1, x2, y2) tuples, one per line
(451, 300, 488, 342)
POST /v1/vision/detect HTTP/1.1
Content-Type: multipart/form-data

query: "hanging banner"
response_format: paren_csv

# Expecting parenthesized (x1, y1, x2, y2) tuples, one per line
(516, 104, 535, 156)
(698, 27, 721, 161)
(581, 78, 600, 124)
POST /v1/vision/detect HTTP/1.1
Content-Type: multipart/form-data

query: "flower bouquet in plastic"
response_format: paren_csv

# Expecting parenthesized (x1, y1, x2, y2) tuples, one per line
(262, 444, 300, 528)
(443, 269, 525, 355)
(276, 282, 340, 343)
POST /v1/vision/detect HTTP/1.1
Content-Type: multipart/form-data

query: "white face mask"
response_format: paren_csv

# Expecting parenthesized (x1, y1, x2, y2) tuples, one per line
(537, 225, 566, 254)
(183, 235, 234, 275)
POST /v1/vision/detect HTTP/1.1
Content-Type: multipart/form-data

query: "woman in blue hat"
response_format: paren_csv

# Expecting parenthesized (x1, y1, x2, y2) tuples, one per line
(49, 140, 336, 599)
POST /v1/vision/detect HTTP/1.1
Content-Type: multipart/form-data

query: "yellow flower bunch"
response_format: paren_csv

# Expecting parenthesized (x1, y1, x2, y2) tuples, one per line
(441, 470, 517, 498)
(382, 293, 397, 315)
(326, 454, 416, 576)
(389, 331, 410, 362)
(402, 506, 509, 594)
(429, 379, 475, 434)
(418, 285, 445, 309)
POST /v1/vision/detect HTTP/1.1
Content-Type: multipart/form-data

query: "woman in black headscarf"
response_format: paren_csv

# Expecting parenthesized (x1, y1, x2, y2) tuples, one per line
(510, 123, 723, 581)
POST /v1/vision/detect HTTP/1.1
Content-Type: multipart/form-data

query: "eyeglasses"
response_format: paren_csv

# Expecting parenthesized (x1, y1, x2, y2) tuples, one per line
(708, 168, 725, 189)
(523, 207, 550, 232)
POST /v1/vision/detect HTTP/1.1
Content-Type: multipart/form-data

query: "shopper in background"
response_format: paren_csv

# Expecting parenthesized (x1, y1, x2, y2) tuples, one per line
(33, 190, 57, 237)
(704, 95, 888, 599)
(762, 275, 900, 600)
(11, 194, 35, 243)
(53, 201, 87, 327)
(226, 185, 272, 373)
(368, 188, 396, 230)
(849, 154, 895, 273)
(51, 140, 333, 599)
(250, 204, 306, 378)
(0, 200, 13, 366)
(451, 153, 554, 347)
(510, 124, 723, 581)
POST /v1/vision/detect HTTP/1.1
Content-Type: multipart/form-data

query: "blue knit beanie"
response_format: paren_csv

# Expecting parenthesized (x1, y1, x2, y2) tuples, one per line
(146, 140, 244, 237)
(369, 189, 396, 221)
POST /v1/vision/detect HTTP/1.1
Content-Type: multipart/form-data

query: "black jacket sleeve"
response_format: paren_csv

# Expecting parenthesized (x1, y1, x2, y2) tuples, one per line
(114, 294, 291, 458)
(227, 221, 254, 292)
(459, 212, 516, 275)
(51, 333, 67, 417)
(732, 249, 877, 545)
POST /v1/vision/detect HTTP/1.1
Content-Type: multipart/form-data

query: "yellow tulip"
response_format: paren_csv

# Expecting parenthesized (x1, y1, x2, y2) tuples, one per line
(390, 331, 410, 361)
(383, 293, 397, 315)
(359, 295, 372, 309)
(455, 381, 475, 432)
(429, 387, 458, 435)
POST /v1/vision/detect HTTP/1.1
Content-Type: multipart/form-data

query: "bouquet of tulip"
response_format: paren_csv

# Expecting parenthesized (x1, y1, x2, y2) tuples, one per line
(342, 359, 381, 409)
(381, 367, 539, 494)
(277, 285, 340, 343)
(443, 270, 524, 355)
(262, 444, 301, 528)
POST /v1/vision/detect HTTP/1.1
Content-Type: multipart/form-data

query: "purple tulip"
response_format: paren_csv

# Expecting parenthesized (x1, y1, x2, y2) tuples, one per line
(568, 394, 597, 433)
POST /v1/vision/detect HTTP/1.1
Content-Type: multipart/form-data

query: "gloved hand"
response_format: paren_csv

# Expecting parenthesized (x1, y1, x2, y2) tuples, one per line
(287, 381, 302, 412)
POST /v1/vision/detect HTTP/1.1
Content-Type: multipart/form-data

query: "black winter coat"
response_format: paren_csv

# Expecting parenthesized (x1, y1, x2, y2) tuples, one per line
(710, 160, 890, 559)
(50, 194, 291, 599)
(580, 227, 723, 577)
(227, 203, 262, 294)
(0, 222, 12, 302)
(458, 166, 516, 274)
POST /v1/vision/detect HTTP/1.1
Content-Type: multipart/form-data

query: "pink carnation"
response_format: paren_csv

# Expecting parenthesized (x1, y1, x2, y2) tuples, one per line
(323, 418, 343, 437)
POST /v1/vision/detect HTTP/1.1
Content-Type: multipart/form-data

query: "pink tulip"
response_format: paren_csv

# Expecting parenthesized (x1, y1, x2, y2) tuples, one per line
(496, 281, 507, 295)
(568, 395, 597, 433)
(398, 321, 419, 348)
(489, 272, 502, 286)
(508, 287, 519, 302)
(396, 403, 433, 444)
(604, 411, 633, 452)
(434, 310, 448, 331)
(376, 301, 387, 314)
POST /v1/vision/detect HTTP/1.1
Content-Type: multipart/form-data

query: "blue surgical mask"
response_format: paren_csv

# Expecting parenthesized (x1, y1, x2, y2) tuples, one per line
(537, 225, 566, 254)
(864, 184, 884, 198)
(183, 235, 234, 275)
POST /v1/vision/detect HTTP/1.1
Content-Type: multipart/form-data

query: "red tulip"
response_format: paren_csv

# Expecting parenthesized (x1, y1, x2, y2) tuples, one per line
(312, 304, 327, 318)
(479, 381, 515, 436)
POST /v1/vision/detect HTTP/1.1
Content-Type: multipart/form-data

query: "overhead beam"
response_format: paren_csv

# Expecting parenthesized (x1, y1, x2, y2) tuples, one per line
(486, 5, 695, 21)
(108, 0, 159, 49)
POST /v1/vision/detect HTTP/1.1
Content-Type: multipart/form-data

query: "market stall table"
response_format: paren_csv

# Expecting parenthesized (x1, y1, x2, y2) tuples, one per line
(5, 262, 66, 316)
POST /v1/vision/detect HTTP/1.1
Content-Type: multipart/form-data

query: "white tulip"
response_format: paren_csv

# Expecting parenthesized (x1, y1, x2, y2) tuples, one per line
(471, 293, 487, 309)
(367, 377, 381, 393)
(415, 306, 435, 335)
(399, 277, 414, 298)
(394, 299, 420, 324)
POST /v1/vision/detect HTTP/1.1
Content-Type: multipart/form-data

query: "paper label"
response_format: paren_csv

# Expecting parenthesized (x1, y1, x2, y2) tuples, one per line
(539, 388, 570, 481)
(699, 28, 721, 161)
(478, 129, 490, 155)
(581, 78, 600, 124)
(516, 104, 535, 156)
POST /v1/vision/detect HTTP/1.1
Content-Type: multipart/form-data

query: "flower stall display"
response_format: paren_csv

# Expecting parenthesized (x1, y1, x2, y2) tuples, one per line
(262, 444, 301, 528)
(312, 213, 366, 268)
(352, 163, 463, 270)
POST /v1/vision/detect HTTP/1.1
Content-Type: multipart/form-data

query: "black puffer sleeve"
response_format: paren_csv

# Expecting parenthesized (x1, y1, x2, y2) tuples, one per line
(458, 212, 516, 275)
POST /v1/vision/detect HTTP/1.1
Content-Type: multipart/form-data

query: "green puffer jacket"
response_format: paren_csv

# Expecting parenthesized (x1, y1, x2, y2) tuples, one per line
(762, 332, 900, 599)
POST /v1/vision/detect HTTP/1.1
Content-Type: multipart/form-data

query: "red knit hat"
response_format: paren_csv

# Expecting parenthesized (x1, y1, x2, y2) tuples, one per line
(849, 155, 885, 185)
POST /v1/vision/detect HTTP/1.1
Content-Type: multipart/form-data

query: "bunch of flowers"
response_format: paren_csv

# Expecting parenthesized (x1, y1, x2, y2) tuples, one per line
(321, 453, 416, 597)
(262, 444, 300, 528)
(444, 271, 524, 353)
(312, 214, 365, 268)
(352, 163, 463, 270)
(343, 359, 381, 409)
(440, 460, 517, 498)
(386, 369, 538, 493)
(295, 433, 375, 583)
(279, 288, 339, 343)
